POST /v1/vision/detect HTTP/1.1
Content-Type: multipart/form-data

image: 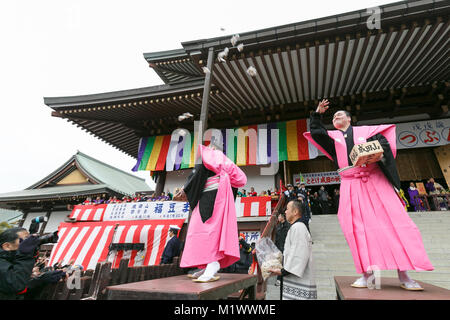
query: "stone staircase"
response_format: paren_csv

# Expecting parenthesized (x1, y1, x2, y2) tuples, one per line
(266, 211, 450, 300)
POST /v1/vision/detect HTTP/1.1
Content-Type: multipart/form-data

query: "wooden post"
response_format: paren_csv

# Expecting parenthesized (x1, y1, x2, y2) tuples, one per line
(39, 208, 53, 235)
(18, 208, 29, 228)
(154, 171, 167, 197)
(199, 47, 215, 139)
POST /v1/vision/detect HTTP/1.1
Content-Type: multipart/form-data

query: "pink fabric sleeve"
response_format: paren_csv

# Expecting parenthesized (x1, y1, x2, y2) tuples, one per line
(303, 132, 334, 161)
(199, 144, 247, 188)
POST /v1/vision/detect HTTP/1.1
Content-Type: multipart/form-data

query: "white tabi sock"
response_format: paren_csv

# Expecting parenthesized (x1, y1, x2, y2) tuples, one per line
(197, 261, 220, 281)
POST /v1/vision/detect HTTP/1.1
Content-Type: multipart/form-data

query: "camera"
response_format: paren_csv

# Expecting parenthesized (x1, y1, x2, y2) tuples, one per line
(29, 216, 47, 234)
(28, 216, 59, 245)
(38, 231, 59, 245)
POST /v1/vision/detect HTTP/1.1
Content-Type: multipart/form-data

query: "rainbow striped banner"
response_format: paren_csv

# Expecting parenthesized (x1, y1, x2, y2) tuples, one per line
(132, 119, 318, 172)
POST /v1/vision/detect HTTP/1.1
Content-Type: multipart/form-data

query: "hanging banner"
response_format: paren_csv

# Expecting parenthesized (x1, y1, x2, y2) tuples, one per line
(70, 198, 271, 222)
(235, 196, 272, 218)
(293, 171, 341, 186)
(133, 118, 319, 172)
(102, 202, 190, 221)
(240, 231, 261, 244)
(397, 118, 450, 149)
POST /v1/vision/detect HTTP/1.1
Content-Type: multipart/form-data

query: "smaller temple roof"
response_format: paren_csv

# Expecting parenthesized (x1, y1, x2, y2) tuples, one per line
(0, 151, 153, 210)
(0, 184, 113, 202)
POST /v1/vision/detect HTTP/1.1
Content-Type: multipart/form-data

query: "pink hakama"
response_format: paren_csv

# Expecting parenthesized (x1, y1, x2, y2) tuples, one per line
(304, 125, 434, 274)
(180, 145, 247, 269)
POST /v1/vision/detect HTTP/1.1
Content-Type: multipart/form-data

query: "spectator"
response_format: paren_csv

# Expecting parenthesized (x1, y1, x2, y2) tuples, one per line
(0, 228, 65, 300)
(221, 233, 252, 274)
(248, 187, 257, 197)
(310, 193, 321, 215)
(297, 183, 312, 223)
(408, 182, 424, 211)
(93, 196, 104, 204)
(159, 192, 170, 201)
(260, 190, 267, 197)
(274, 213, 290, 286)
(160, 226, 182, 265)
(82, 197, 92, 205)
(111, 196, 120, 203)
(271, 187, 280, 199)
(318, 186, 329, 214)
(333, 189, 340, 212)
(296, 194, 311, 232)
(237, 189, 245, 197)
(284, 184, 297, 202)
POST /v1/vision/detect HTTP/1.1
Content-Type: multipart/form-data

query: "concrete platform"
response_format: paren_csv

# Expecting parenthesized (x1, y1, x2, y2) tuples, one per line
(106, 273, 257, 300)
(335, 276, 450, 300)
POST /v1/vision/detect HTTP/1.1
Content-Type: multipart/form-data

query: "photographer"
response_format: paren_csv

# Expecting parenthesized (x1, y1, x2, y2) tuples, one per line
(0, 226, 65, 300)
(0, 227, 39, 299)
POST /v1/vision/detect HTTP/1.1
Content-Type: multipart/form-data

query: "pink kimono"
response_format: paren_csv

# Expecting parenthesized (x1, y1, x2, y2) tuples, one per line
(180, 145, 247, 269)
(304, 125, 434, 274)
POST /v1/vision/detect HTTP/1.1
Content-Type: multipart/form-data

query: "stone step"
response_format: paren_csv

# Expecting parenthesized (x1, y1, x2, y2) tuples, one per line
(265, 211, 450, 300)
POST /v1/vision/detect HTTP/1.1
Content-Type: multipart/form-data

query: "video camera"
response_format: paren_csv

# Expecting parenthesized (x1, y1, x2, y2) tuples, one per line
(29, 216, 59, 245)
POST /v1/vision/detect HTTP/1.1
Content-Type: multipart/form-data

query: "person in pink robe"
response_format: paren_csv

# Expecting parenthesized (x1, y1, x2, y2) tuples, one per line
(178, 144, 247, 282)
(303, 99, 433, 291)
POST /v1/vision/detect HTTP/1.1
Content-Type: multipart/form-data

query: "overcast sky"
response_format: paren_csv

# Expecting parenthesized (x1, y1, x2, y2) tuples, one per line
(0, 0, 395, 194)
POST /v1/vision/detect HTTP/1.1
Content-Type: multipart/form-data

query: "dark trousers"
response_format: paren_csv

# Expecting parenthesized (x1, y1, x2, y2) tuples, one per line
(319, 200, 329, 214)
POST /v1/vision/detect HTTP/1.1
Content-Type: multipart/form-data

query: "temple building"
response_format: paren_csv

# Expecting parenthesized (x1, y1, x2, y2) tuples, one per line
(42, 0, 449, 223)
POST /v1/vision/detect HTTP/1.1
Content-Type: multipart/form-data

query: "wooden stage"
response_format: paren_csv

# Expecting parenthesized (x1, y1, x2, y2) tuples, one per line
(335, 276, 450, 300)
(106, 273, 257, 300)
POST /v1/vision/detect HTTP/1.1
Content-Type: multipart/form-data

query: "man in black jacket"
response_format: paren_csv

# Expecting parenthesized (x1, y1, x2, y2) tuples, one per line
(160, 226, 182, 265)
(0, 227, 65, 300)
(0, 227, 39, 299)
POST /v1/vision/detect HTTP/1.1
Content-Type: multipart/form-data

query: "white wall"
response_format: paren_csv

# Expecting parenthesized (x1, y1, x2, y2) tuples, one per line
(45, 211, 70, 233)
(164, 165, 276, 195)
(22, 210, 70, 234)
(240, 165, 276, 194)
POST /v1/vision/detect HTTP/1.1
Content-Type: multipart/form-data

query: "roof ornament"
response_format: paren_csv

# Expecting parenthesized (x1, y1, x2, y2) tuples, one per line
(202, 66, 211, 74)
(237, 43, 244, 52)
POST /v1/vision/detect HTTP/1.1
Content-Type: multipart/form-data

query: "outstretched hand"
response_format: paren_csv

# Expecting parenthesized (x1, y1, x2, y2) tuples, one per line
(173, 188, 187, 201)
(316, 99, 330, 114)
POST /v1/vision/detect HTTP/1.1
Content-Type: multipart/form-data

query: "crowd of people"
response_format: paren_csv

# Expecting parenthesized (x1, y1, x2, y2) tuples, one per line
(236, 184, 340, 215)
(78, 178, 448, 213)
(79, 192, 174, 205)
(407, 178, 449, 211)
